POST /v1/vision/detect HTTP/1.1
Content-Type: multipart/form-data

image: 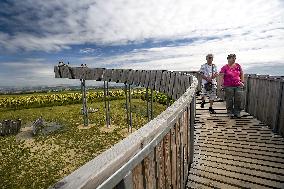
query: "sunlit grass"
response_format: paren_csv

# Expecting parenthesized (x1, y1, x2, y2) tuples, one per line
(0, 99, 166, 189)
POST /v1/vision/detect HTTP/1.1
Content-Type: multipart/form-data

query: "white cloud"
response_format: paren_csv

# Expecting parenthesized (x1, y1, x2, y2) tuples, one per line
(0, 0, 283, 52)
(0, 0, 284, 86)
(78, 33, 284, 72)
(79, 48, 96, 54)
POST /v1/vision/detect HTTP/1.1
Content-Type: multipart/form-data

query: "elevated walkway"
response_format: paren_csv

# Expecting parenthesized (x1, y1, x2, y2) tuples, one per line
(187, 98, 284, 189)
(52, 66, 284, 189)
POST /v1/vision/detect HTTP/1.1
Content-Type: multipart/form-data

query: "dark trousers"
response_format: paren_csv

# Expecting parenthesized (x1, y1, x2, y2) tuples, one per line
(224, 87, 243, 114)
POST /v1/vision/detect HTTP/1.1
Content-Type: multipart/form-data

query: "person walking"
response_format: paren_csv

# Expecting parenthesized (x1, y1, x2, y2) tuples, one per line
(199, 54, 218, 114)
(219, 54, 244, 118)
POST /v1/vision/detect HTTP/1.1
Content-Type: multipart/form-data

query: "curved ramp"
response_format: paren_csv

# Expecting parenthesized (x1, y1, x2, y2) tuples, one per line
(187, 98, 284, 189)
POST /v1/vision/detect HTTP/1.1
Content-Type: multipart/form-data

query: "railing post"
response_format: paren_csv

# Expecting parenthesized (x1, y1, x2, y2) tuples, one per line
(245, 75, 250, 112)
(167, 95, 170, 107)
(125, 84, 129, 126)
(189, 95, 196, 165)
(150, 88, 154, 120)
(104, 81, 110, 128)
(274, 80, 284, 133)
(146, 87, 150, 122)
(107, 81, 111, 127)
(128, 84, 132, 132)
(104, 81, 107, 126)
(81, 79, 88, 126)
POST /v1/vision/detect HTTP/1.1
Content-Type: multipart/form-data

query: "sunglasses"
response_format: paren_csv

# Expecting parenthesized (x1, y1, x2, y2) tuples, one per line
(208, 57, 213, 59)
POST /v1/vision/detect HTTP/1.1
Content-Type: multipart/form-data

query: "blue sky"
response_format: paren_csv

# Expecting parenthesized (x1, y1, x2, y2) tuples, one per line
(0, 0, 284, 87)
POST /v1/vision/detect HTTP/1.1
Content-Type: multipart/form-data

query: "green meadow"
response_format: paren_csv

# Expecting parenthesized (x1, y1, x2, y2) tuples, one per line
(0, 89, 168, 188)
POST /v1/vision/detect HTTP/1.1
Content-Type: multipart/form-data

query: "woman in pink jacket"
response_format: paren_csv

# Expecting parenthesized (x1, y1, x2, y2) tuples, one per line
(219, 54, 244, 118)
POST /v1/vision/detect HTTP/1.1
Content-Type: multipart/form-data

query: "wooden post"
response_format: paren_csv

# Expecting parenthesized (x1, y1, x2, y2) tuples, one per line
(104, 81, 110, 128)
(275, 81, 284, 133)
(245, 75, 250, 112)
(146, 87, 150, 122)
(0, 121, 2, 135)
(143, 151, 156, 189)
(107, 81, 111, 127)
(163, 132, 171, 187)
(150, 88, 153, 120)
(171, 126, 177, 188)
(183, 110, 189, 188)
(175, 120, 181, 189)
(179, 117, 184, 188)
(125, 84, 129, 126)
(124, 83, 133, 133)
(11, 121, 16, 134)
(128, 84, 132, 133)
(8, 120, 11, 135)
(4, 120, 8, 135)
(17, 119, 21, 133)
(81, 79, 88, 126)
(167, 95, 170, 107)
(104, 81, 107, 127)
(189, 95, 195, 165)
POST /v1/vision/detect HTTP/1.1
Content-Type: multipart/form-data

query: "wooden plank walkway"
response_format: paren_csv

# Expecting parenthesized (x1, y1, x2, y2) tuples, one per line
(186, 98, 284, 189)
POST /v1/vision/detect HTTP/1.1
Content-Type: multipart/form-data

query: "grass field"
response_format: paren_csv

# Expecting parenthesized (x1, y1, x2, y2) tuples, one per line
(0, 91, 167, 188)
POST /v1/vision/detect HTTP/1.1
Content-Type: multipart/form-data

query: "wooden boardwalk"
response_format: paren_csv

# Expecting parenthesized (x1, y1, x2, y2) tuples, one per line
(187, 98, 284, 189)
(53, 67, 284, 188)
